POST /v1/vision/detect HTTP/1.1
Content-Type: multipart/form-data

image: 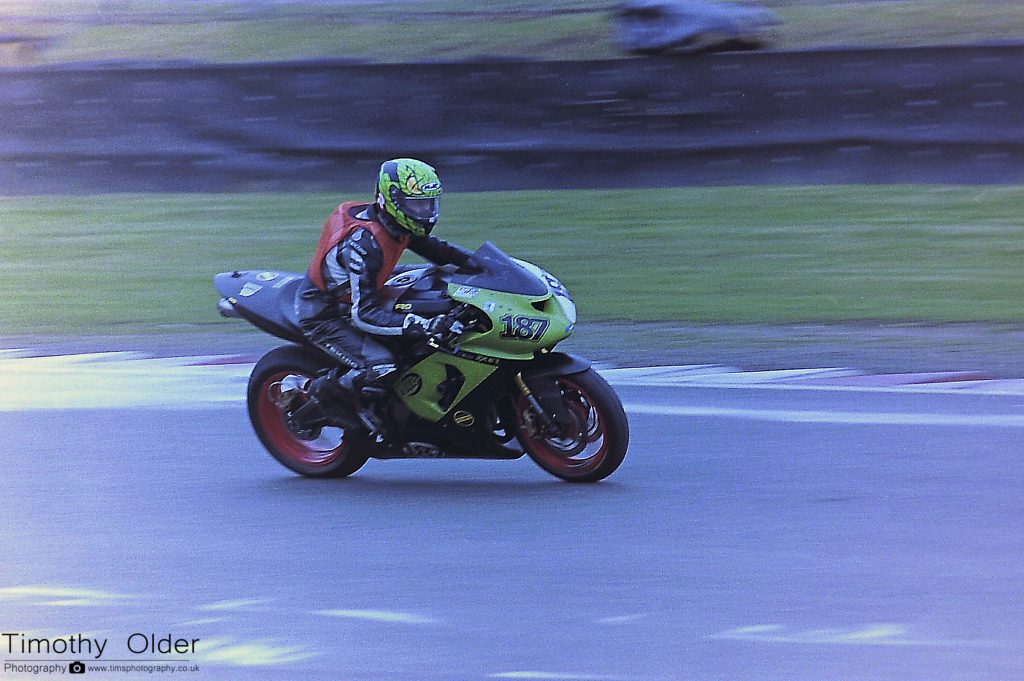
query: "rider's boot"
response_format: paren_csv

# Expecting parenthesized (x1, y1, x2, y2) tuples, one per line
(354, 363, 398, 402)
(344, 364, 398, 440)
(272, 375, 325, 440)
(307, 364, 397, 436)
(303, 367, 359, 429)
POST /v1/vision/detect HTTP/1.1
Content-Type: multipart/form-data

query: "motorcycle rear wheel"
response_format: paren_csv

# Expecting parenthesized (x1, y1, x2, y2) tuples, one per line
(247, 345, 370, 478)
(516, 368, 629, 483)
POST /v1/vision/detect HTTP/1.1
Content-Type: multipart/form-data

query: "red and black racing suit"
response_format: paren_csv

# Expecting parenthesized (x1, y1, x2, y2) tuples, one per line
(296, 201, 473, 383)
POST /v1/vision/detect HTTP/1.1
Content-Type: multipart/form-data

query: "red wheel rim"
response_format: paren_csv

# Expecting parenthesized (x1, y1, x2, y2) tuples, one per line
(517, 377, 608, 476)
(256, 370, 348, 468)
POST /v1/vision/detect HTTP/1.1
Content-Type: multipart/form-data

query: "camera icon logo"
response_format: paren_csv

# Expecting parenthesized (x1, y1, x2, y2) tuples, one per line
(69, 660, 87, 674)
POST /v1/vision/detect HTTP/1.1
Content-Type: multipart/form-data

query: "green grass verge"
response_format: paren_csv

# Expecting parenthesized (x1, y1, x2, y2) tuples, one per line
(1, 186, 1022, 336)
(3, 1, 1024, 65)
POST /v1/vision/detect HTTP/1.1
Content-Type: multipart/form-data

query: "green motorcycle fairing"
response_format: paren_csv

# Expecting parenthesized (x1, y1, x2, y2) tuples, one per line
(392, 242, 577, 423)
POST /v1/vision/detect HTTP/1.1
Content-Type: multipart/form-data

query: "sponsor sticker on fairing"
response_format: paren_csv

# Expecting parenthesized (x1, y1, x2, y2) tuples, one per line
(239, 282, 262, 297)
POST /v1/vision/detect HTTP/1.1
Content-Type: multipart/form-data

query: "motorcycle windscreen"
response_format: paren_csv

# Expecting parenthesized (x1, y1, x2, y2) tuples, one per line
(449, 241, 549, 296)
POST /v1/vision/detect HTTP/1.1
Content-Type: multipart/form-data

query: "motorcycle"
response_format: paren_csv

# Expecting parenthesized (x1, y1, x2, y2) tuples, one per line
(214, 241, 629, 482)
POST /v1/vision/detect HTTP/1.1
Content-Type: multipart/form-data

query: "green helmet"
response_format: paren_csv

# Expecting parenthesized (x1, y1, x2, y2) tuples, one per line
(375, 158, 442, 237)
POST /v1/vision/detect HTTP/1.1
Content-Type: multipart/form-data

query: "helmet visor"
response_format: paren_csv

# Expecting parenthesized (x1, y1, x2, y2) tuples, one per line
(399, 195, 440, 223)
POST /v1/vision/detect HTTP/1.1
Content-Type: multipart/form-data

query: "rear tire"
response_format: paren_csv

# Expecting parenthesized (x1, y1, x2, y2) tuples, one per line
(516, 368, 629, 482)
(247, 345, 370, 478)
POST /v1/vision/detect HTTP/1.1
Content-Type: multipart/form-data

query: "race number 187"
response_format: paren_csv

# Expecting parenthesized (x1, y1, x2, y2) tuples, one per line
(499, 314, 549, 342)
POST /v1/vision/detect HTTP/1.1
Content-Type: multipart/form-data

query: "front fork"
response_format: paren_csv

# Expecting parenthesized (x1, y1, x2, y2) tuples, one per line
(515, 372, 567, 438)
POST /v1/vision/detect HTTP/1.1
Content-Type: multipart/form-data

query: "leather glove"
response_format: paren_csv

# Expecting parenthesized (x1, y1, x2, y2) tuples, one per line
(402, 313, 465, 344)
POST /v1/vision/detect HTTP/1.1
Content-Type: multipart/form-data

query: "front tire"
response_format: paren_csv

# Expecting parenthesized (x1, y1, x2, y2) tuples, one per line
(247, 345, 370, 478)
(515, 368, 629, 482)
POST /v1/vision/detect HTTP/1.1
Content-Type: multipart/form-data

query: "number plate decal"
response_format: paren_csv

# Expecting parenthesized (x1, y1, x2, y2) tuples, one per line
(499, 314, 550, 342)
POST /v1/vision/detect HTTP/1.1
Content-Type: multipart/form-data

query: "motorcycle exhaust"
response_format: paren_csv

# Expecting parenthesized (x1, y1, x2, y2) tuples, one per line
(217, 297, 241, 318)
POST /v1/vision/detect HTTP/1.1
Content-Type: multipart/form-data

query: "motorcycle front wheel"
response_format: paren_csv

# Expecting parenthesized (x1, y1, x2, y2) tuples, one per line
(515, 368, 629, 483)
(247, 345, 370, 478)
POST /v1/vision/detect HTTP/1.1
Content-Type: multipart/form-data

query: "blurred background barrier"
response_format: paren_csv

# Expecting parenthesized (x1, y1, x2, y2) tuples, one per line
(1, 43, 1021, 194)
(613, 0, 781, 55)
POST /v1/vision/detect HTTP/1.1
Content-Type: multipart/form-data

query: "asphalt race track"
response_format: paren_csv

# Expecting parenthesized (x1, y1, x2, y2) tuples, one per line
(1, 362, 1022, 680)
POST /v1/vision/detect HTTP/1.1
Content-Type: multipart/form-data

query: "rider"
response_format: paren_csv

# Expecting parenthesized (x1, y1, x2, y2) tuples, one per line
(297, 158, 474, 419)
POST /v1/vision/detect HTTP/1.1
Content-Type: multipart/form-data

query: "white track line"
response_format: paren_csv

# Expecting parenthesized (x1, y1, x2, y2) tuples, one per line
(2, 353, 1024, 412)
(622, 404, 1024, 428)
(0, 353, 249, 411)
